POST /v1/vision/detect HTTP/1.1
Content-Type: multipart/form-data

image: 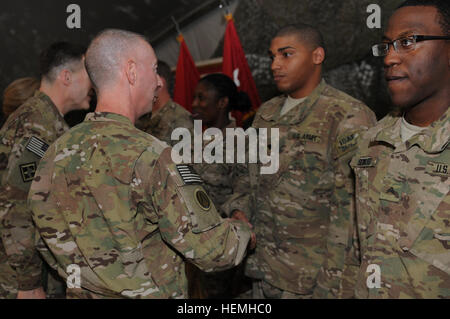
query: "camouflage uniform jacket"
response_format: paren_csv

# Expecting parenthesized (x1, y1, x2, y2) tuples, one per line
(346, 107, 450, 298)
(28, 112, 251, 299)
(223, 80, 376, 295)
(135, 99, 194, 146)
(195, 119, 237, 216)
(0, 91, 68, 297)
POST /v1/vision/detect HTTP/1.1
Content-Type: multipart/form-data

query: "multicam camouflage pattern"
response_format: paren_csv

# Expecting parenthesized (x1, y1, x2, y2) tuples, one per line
(223, 80, 376, 297)
(0, 91, 68, 298)
(135, 99, 194, 146)
(345, 108, 450, 299)
(194, 119, 237, 217)
(28, 112, 251, 299)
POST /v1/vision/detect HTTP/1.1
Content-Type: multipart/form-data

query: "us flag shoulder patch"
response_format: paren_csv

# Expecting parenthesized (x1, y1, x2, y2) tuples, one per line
(26, 136, 49, 158)
(176, 164, 203, 185)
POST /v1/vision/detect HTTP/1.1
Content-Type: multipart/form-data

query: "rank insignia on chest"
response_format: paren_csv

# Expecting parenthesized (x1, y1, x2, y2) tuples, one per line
(356, 156, 376, 168)
(19, 162, 37, 182)
(426, 161, 449, 177)
(26, 136, 49, 158)
(176, 164, 203, 185)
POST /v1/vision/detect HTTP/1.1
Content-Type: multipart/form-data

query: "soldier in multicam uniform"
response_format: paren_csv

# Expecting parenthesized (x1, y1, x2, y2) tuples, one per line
(0, 42, 92, 299)
(342, 0, 450, 299)
(223, 23, 376, 299)
(188, 73, 254, 298)
(28, 29, 254, 299)
(135, 60, 194, 146)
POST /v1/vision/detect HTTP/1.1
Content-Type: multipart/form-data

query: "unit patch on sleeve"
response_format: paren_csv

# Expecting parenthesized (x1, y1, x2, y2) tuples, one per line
(26, 136, 49, 158)
(19, 162, 37, 182)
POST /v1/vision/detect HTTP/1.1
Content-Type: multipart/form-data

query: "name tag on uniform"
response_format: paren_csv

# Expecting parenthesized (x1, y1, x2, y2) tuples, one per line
(426, 161, 450, 177)
(290, 132, 321, 143)
(355, 156, 377, 168)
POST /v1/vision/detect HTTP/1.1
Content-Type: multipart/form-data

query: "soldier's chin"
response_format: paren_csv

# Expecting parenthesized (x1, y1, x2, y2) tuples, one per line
(390, 93, 416, 111)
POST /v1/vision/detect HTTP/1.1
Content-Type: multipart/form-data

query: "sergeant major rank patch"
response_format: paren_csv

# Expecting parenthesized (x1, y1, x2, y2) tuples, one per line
(26, 136, 49, 159)
(176, 164, 203, 185)
(20, 162, 37, 182)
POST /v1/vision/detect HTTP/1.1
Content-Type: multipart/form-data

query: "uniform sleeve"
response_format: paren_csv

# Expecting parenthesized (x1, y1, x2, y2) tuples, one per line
(149, 147, 251, 272)
(0, 118, 51, 290)
(313, 105, 376, 299)
(220, 162, 253, 218)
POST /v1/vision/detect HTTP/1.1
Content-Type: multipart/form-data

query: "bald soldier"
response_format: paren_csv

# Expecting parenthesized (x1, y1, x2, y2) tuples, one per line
(342, 0, 449, 298)
(223, 23, 376, 299)
(0, 42, 92, 299)
(135, 60, 194, 146)
(28, 29, 253, 299)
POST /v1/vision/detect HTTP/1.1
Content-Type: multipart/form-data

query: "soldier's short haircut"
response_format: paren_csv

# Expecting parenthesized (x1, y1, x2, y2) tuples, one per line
(275, 23, 326, 52)
(157, 60, 174, 94)
(85, 29, 148, 90)
(39, 42, 86, 83)
(398, 0, 449, 36)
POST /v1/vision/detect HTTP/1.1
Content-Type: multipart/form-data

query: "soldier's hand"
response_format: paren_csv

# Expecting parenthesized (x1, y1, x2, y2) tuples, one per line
(17, 287, 46, 299)
(232, 210, 256, 250)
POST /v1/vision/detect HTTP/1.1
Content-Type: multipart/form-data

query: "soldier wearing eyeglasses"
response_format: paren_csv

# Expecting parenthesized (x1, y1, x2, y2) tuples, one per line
(341, 0, 450, 299)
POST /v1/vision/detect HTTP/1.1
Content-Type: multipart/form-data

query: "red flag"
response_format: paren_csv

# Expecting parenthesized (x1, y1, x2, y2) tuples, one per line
(173, 34, 200, 113)
(222, 13, 261, 126)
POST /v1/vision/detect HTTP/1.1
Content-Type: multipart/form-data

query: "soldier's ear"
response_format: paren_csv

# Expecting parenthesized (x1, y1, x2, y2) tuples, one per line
(126, 60, 137, 85)
(312, 47, 325, 65)
(218, 96, 229, 110)
(60, 69, 72, 86)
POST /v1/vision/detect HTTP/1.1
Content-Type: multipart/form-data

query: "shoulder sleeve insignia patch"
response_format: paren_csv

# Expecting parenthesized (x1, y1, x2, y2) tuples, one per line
(19, 162, 37, 182)
(26, 136, 49, 158)
(194, 188, 211, 211)
(176, 164, 203, 185)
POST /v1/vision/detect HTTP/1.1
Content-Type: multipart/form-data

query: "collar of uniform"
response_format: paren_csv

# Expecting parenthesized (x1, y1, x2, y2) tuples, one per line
(34, 90, 65, 121)
(374, 113, 402, 148)
(153, 99, 174, 117)
(259, 79, 327, 124)
(374, 107, 450, 153)
(406, 106, 450, 153)
(85, 112, 133, 125)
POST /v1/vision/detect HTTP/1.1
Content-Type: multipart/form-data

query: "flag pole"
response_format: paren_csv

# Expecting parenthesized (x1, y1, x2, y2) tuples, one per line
(171, 16, 184, 42)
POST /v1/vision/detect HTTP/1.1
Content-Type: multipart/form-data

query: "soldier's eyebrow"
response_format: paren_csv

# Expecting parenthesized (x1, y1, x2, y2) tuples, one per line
(383, 25, 426, 41)
(277, 46, 295, 52)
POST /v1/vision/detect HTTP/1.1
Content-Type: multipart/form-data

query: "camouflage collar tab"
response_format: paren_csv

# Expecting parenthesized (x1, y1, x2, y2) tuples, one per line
(85, 112, 133, 125)
(34, 90, 64, 121)
(374, 114, 401, 147)
(260, 79, 327, 124)
(355, 156, 377, 168)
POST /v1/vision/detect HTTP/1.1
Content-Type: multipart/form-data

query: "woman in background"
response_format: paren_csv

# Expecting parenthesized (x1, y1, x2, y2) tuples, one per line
(187, 73, 253, 299)
(2, 77, 40, 120)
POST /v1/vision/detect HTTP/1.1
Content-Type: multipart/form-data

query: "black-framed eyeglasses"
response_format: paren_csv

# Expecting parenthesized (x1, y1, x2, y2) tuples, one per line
(372, 35, 450, 57)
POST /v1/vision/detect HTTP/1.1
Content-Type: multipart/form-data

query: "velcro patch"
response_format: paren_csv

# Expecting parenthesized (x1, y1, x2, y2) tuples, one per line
(26, 136, 49, 158)
(176, 164, 203, 185)
(356, 156, 376, 168)
(19, 162, 37, 182)
(335, 132, 359, 157)
(426, 162, 449, 177)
